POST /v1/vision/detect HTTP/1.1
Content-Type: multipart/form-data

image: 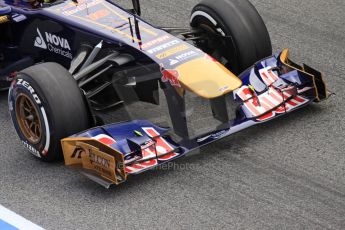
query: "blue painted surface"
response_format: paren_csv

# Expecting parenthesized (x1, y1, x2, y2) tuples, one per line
(0, 219, 19, 230)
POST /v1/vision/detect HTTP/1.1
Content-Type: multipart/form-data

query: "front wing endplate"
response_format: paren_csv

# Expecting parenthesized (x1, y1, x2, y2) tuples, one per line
(61, 138, 127, 186)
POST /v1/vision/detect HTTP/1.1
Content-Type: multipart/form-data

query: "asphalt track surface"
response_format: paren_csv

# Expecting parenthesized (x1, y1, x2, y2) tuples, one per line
(1, 0, 345, 229)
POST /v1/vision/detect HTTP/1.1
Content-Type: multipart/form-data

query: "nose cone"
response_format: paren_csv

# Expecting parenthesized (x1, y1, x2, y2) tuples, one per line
(176, 56, 242, 99)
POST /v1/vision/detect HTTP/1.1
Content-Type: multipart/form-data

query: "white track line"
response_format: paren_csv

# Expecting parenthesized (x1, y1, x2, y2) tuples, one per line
(0, 205, 44, 230)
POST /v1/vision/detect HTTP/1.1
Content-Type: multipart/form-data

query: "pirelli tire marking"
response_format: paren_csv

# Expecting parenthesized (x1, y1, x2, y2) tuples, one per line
(9, 78, 51, 158)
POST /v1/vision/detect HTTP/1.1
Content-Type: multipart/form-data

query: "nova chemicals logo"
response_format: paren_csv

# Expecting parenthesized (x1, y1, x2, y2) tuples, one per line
(34, 28, 47, 49)
(34, 28, 73, 59)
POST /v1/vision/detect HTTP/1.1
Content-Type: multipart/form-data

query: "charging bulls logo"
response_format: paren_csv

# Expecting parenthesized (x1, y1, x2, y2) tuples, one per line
(160, 64, 181, 87)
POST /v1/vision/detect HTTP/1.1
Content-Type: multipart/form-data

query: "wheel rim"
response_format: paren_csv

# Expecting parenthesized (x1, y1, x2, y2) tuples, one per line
(15, 93, 42, 144)
(192, 20, 238, 72)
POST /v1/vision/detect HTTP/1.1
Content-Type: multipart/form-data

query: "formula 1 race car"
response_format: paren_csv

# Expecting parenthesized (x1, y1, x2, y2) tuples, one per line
(2, 0, 329, 187)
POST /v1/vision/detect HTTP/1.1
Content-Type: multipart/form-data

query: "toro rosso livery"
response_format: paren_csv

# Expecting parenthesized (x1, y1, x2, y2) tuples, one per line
(1, 0, 329, 187)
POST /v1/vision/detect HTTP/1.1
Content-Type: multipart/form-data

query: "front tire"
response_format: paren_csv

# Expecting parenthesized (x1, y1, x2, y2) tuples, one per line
(8, 62, 90, 162)
(191, 0, 272, 74)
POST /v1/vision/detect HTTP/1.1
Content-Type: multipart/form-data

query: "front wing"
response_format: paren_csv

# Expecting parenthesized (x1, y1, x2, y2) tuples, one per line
(61, 49, 329, 188)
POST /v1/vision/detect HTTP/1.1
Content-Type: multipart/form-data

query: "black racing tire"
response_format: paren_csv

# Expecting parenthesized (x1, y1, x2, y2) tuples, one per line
(8, 62, 90, 162)
(190, 0, 272, 74)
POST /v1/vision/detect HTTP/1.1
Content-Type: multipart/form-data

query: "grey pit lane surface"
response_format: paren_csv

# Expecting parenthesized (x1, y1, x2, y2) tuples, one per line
(1, 0, 345, 229)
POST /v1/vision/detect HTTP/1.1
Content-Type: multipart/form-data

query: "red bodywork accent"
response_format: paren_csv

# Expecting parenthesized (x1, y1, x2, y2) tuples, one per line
(160, 64, 181, 87)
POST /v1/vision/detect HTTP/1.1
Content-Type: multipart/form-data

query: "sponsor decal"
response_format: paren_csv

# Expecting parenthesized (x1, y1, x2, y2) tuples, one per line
(16, 79, 41, 105)
(71, 147, 85, 159)
(141, 35, 170, 49)
(89, 151, 111, 169)
(169, 59, 179, 66)
(34, 28, 72, 59)
(70, 142, 116, 180)
(156, 44, 189, 59)
(22, 141, 40, 158)
(85, 147, 115, 179)
(34, 28, 47, 49)
(15, 79, 51, 155)
(147, 39, 180, 54)
(166, 50, 202, 67)
(160, 64, 181, 87)
(175, 50, 198, 62)
(87, 9, 110, 20)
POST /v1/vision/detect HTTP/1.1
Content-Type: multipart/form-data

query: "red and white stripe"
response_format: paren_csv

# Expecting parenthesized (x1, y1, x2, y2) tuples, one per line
(125, 127, 179, 174)
(259, 67, 279, 86)
(236, 86, 254, 101)
(93, 134, 117, 145)
(142, 127, 179, 161)
(241, 86, 308, 121)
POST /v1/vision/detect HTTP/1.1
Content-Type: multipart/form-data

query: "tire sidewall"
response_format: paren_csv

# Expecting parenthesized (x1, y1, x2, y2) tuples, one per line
(191, 0, 272, 73)
(191, 6, 241, 72)
(191, 6, 230, 40)
(8, 74, 54, 161)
